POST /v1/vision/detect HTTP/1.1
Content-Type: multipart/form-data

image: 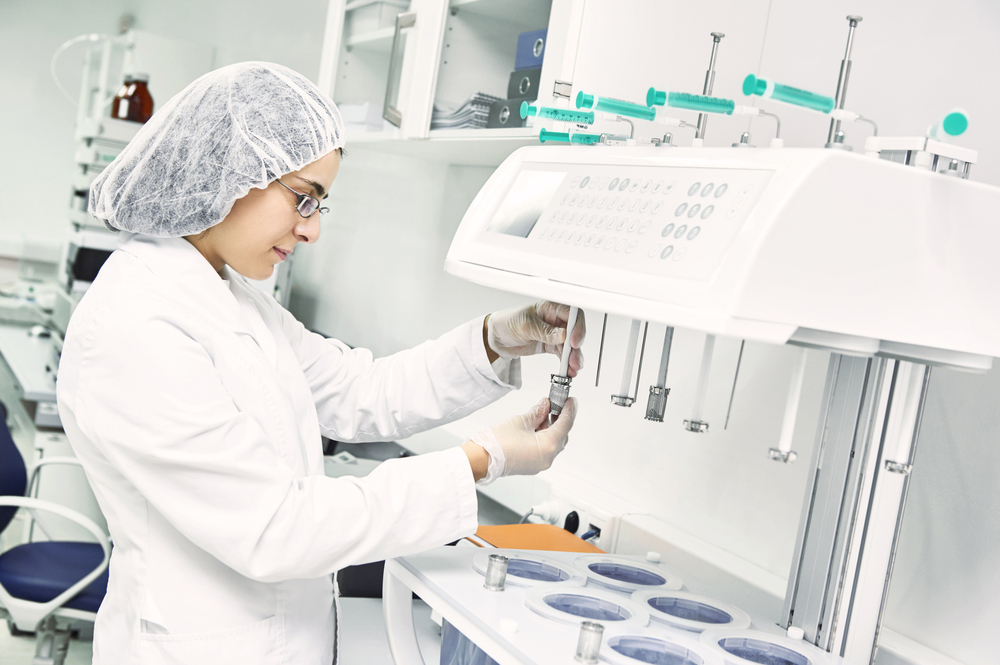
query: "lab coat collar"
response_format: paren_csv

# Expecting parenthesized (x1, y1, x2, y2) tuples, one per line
(115, 232, 249, 334)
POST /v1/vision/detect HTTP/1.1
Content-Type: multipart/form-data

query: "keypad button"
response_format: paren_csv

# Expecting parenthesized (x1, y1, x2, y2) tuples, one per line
(688, 226, 701, 241)
(586, 215, 596, 227)
(560, 211, 569, 223)
(595, 235, 606, 248)
(605, 236, 617, 251)
(578, 196, 587, 208)
(619, 178, 630, 191)
(652, 180, 664, 194)
(638, 220, 651, 234)
(651, 201, 663, 214)
(607, 217, 617, 231)
(640, 200, 651, 213)
(626, 240, 639, 253)
(549, 211, 559, 222)
(615, 238, 628, 252)
(640, 180, 651, 193)
(558, 230, 567, 241)
(598, 196, 608, 209)
(660, 245, 674, 260)
(574, 233, 585, 245)
(687, 203, 701, 219)
(618, 198, 629, 211)
(585, 234, 595, 247)
(571, 176, 582, 188)
(599, 177, 610, 189)
(609, 196, 620, 209)
(675, 203, 688, 217)
(567, 212, 576, 224)
(628, 199, 640, 212)
(616, 217, 628, 232)
(629, 180, 639, 193)
(561, 194, 570, 205)
(661, 223, 675, 237)
(687, 182, 702, 196)
(674, 224, 688, 239)
(663, 180, 676, 195)
(587, 195, 597, 208)
(700, 205, 714, 220)
(674, 247, 687, 262)
(609, 178, 620, 191)
(580, 176, 590, 189)
(627, 218, 639, 233)
(589, 178, 598, 190)
(565, 232, 575, 244)
(701, 183, 714, 197)
(714, 183, 728, 198)
(597, 215, 608, 229)
(576, 214, 585, 226)
(648, 244, 661, 257)
(570, 193, 580, 205)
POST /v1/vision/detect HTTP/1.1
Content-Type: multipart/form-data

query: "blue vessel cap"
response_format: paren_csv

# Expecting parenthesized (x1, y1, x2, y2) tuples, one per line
(942, 111, 969, 136)
(576, 92, 595, 109)
(743, 74, 765, 96)
(647, 87, 667, 107)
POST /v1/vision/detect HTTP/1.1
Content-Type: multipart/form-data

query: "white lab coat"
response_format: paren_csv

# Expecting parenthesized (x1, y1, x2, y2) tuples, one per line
(56, 233, 517, 665)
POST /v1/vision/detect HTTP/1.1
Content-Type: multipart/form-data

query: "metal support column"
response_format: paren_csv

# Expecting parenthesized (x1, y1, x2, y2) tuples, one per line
(782, 354, 930, 664)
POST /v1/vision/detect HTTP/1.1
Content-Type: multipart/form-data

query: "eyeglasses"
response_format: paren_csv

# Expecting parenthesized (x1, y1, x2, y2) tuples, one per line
(274, 179, 330, 218)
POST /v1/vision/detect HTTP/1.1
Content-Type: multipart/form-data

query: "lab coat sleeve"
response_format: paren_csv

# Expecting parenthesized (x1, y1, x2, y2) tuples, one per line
(64, 309, 479, 582)
(272, 303, 520, 442)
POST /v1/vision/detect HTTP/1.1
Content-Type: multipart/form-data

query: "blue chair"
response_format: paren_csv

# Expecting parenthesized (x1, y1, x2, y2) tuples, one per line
(0, 402, 110, 664)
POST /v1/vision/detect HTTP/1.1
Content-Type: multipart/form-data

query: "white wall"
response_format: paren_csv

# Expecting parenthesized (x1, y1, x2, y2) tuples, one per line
(290, 2, 1000, 664)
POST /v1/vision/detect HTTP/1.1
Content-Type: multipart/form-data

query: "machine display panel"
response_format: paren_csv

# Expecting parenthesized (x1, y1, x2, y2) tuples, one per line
(486, 170, 567, 238)
(476, 161, 774, 283)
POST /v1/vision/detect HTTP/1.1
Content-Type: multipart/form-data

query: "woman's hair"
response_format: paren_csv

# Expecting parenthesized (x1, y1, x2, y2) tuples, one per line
(90, 62, 346, 238)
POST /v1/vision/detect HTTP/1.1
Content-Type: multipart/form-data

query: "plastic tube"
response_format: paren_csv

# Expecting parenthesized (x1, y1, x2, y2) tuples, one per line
(686, 334, 715, 431)
(650, 88, 736, 115)
(776, 348, 808, 455)
(539, 128, 602, 145)
(576, 92, 656, 122)
(743, 74, 836, 113)
(558, 307, 579, 376)
(614, 320, 642, 404)
(655, 327, 674, 388)
(522, 102, 596, 125)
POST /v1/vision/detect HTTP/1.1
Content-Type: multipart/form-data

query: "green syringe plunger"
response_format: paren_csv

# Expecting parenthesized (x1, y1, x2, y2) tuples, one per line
(742, 74, 835, 113)
(576, 92, 656, 121)
(539, 128, 602, 145)
(928, 109, 969, 139)
(521, 102, 596, 124)
(647, 88, 736, 115)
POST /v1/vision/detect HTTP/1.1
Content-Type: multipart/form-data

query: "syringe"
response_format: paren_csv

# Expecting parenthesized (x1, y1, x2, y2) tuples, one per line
(927, 109, 969, 141)
(522, 102, 596, 125)
(548, 305, 580, 423)
(647, 87, 782, 145)
(539, 128, 602, 145)
(575, 92, 695, 130)
(742, 74, 876, 139)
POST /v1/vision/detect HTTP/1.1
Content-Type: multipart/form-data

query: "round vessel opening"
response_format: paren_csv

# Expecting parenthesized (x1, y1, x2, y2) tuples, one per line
(588, 562, 667, 586)
(543, 593, 631, 622)
(609, 635, 705, 665)
(718, 637, 811, 665)
(506, 559, 571, 583)
(648, 597, 733, 625)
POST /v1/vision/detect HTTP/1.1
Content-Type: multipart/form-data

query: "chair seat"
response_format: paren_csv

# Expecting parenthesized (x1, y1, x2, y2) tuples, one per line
(0, 541, 107, 613)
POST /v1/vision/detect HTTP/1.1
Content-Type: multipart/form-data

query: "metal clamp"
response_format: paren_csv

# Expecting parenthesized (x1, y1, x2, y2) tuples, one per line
(683, 420, 709, 433)
(611, 395, 635, 407)
(768, 448, 798, 463)
(885, 460, 912, 475)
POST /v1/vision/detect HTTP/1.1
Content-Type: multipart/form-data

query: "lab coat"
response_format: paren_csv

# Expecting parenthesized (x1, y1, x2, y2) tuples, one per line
(56, 233, 518, 665)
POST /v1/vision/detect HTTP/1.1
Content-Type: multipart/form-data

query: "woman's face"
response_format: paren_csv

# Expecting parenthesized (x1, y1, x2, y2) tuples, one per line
(187, 148, 341, 279)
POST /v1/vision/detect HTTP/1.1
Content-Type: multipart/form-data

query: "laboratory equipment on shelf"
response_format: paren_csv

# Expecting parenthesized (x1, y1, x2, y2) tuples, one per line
(442, 141, 1000, 662)
(547, 305, 580, 422)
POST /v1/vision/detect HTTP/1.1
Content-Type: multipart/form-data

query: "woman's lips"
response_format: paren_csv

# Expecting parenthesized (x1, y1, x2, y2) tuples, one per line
(273, 247, 289, 261)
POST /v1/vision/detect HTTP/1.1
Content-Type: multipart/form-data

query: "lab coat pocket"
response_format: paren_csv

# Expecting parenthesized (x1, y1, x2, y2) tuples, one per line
(138, 615, 282, 665)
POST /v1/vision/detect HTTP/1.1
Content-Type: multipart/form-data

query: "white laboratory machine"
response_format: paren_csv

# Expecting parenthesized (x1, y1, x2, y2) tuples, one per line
(381, 137, 1000, 665)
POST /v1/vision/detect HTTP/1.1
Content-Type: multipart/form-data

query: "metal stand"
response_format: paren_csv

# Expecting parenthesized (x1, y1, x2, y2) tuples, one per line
(33, 616, 71, 665)
(782, 354, 930, 664)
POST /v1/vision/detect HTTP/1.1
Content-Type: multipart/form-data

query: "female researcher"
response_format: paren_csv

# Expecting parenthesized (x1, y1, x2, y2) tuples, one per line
(56, 62, 584, 664)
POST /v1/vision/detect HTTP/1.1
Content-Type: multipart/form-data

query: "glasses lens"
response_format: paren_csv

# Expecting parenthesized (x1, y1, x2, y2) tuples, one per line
(298, 197, 318, 217)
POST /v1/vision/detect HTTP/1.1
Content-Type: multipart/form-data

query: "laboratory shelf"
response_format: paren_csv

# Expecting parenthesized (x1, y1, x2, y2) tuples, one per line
(350, 132, 540, 166)
(345, 26, 396, 50)
(449, 0, 552, 25)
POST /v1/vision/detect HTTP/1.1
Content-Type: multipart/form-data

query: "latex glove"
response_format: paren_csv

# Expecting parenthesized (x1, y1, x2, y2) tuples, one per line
(487, 302, 586, 377)
(472, 397, 577, 485)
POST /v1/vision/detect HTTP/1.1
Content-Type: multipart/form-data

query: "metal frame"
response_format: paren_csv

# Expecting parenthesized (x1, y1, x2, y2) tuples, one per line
(782, 354, 931, 664)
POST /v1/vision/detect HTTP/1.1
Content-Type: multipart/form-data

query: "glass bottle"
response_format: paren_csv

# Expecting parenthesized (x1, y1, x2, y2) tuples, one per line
(111, 73, 154, 123)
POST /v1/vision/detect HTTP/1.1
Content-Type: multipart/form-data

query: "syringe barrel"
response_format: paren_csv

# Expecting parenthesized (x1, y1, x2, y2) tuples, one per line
(667, 92, 735, 115)
(540, 129, 601, 145)
(743, 74, 835, 113)
(524, 102, 595, 124)
(577, 92, 656, 121)
(570, 132, 602, 145)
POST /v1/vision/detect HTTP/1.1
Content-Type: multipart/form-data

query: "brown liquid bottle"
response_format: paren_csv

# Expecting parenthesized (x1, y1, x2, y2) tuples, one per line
(111, 73, 154, 123)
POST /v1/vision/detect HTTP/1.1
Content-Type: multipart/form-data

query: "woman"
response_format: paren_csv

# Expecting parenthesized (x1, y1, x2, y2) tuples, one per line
(56, 62, 584, 664)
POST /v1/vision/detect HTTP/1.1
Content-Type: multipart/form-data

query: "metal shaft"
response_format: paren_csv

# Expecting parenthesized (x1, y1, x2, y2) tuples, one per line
(696, 32, 725, 140)
(655, 327, 675, 388)
(595, 314, 608, 387)
(827, 16, 863, 144)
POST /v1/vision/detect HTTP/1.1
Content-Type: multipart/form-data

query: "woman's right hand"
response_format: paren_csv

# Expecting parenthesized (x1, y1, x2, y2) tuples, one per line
(465, 397, 577, 485)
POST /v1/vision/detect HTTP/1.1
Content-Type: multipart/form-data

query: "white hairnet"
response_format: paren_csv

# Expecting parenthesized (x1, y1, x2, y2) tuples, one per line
(90, 61, 345, 237)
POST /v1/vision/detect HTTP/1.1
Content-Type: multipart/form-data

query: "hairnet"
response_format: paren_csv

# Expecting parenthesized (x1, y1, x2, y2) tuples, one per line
(89, 62, 345, 237)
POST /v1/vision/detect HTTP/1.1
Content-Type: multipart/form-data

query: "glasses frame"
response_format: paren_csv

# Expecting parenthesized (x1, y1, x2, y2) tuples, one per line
(274, 179, 330, 218)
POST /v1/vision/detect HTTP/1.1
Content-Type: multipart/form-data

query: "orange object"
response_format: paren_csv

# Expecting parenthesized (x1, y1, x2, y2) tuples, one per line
(469, 524, 604, 553)
(112, 73, 154, 123)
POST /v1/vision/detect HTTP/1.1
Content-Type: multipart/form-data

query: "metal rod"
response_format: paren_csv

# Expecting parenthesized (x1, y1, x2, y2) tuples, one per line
(696, 32, 725, 140)
(776, 348, 809, 456)
(684, 334, 715, 432)
(655, 327, 675, 388)
(827, 16, 863, 144)
(724, 340, 745, 429)
(558, 307, 579, 377)
(617, 320, 642, 399)
(632, 322, 649, 401)
(595, 314, 608, 387)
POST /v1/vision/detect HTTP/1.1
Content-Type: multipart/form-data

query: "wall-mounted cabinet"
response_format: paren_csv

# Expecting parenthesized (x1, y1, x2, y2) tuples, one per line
(319, 0, 585, 164)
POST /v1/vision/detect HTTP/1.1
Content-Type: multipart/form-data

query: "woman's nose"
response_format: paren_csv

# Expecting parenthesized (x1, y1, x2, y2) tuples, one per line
(295, 214, 321, 244)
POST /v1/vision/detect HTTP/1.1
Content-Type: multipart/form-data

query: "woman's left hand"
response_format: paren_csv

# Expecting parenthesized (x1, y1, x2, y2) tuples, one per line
(485, 302, 586, 377)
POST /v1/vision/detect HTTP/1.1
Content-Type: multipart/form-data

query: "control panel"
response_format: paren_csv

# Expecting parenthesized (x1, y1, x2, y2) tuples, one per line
(479, 162, 773, 282)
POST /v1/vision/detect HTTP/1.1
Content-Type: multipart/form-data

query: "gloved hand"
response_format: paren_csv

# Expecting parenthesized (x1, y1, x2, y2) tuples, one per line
(486, 302, 586, 377)
(471, 397, 578, 485)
